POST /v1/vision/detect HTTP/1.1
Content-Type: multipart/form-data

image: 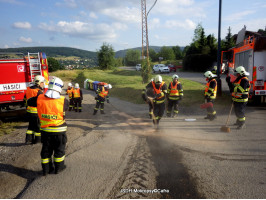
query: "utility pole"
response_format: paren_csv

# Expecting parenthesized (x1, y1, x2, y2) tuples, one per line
(217, 0, 222, 96)
(141, 0, 149, 64)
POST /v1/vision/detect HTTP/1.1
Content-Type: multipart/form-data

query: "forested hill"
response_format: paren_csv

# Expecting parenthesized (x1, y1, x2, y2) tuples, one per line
(115, 46, 185, 58)
(0, 46, 185, 59)
(0, 47, 97, 59)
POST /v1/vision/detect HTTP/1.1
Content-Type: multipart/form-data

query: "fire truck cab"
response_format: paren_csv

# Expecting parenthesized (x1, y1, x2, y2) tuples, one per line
(222, 27, 266, 103)
(0, 52, 49, 114)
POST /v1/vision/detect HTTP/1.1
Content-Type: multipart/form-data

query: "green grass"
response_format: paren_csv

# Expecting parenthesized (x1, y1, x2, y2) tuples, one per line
(50, 70, 80, 82)
(51, 68, 228, 106)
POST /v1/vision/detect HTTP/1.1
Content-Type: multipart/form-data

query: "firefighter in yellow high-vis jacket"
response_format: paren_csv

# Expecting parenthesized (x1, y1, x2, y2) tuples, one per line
(25, 75, 46, 144)
(166, 74, 183, 117)
(226, 66, 250, 129)
(37, 77, 69, 176)
(72, 83, 83, 112)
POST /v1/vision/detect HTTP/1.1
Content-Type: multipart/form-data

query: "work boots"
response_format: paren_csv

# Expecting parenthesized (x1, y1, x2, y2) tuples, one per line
(42, 163, 49, 176)
(55, 162, 66, 174)
(25, 134, 34, 145)
(204, 115, 211, 119)
(49, 162, 55, 174)
(93, 110, 98, 115)
(209, 114, 217, 121)
(34, 135, 41, 144)
(42, 160, 55, 176)
(100, 110, 105, 114)
(234, 120, 240, 126)
(237, 121, 245, 129)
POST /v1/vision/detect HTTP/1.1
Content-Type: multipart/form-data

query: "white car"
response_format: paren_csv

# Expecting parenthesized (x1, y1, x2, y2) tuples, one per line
(153, 64, 170, 73)
(135, 64, 141, 71)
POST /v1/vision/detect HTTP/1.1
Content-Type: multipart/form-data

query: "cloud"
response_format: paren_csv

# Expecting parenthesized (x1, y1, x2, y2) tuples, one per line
(13, 22, 32, 29)
(165, 19, 196, 30)
(55, 0, 77, 8)
(231, 18, 266, 34)
(19, 36, 32, 43)
(101, 6, 140, 23)
(150, 0, 206, 18)
(0, 0, 25, 5)
(38, 21, 118, 41)
(224, 10, 256, 22)
(149, 18, 160, 29)
(89, 12, 98, 19)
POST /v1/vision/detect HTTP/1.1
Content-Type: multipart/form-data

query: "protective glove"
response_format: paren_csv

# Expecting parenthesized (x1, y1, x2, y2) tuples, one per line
(95, 97, 97, 100)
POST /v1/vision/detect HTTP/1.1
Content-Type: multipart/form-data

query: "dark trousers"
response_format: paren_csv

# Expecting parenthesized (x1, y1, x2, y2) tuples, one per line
(95, 101, 104, 110)
(69, 98, 74, 111)
(41, 132, 67, 172)
(94, 97, 105, 114)
(74, 98, 82, 112)
(167, 99, 179, 116)
(153, 102, 165, 123)
(148, 101, 153, 118)
(234, 102, 247, 125)
(26, 112, 41, 143)
(206, 98, 216, 119)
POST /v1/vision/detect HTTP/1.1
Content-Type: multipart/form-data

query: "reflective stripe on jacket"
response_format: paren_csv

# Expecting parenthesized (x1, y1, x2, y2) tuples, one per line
(66, 87, 73, 99)
(205, 79, 217, 99)
(73, 88, 81, 98)
(98, 87, 109, 98)
(232, 77, 250, 102)
(26, 87, 40, 113)
(37, 94, 66, 130)
(169, 82, 179, 96)
(152, 81, 166, 104)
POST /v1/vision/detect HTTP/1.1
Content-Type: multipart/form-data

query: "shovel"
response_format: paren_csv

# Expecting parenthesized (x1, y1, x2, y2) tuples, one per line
(221, 103, 234, 132)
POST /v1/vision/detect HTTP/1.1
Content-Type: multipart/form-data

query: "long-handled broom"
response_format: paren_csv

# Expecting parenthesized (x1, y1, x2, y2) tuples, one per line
(221, 103, 234, 132)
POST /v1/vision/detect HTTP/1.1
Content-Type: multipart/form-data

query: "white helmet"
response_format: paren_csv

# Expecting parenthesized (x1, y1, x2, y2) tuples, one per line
(34, 75, 46, 86)
(235, 66, 250, 76)
(104, 84, 112, 90)
(75, 83, 79, 89)
(68, 83, 72, 87)
(172, 74, 179, 80)
(154, 75, 162, 84)
(48, 77, 64, 93)
(204, 71, 217, 78)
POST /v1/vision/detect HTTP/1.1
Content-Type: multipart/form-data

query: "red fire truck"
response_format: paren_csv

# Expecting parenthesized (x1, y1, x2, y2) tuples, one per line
(221, 27, 266, 103)
(0, 52, 49, 116)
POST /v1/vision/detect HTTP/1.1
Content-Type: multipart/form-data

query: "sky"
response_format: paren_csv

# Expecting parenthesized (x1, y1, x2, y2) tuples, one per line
(0, 0, 265, 52)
